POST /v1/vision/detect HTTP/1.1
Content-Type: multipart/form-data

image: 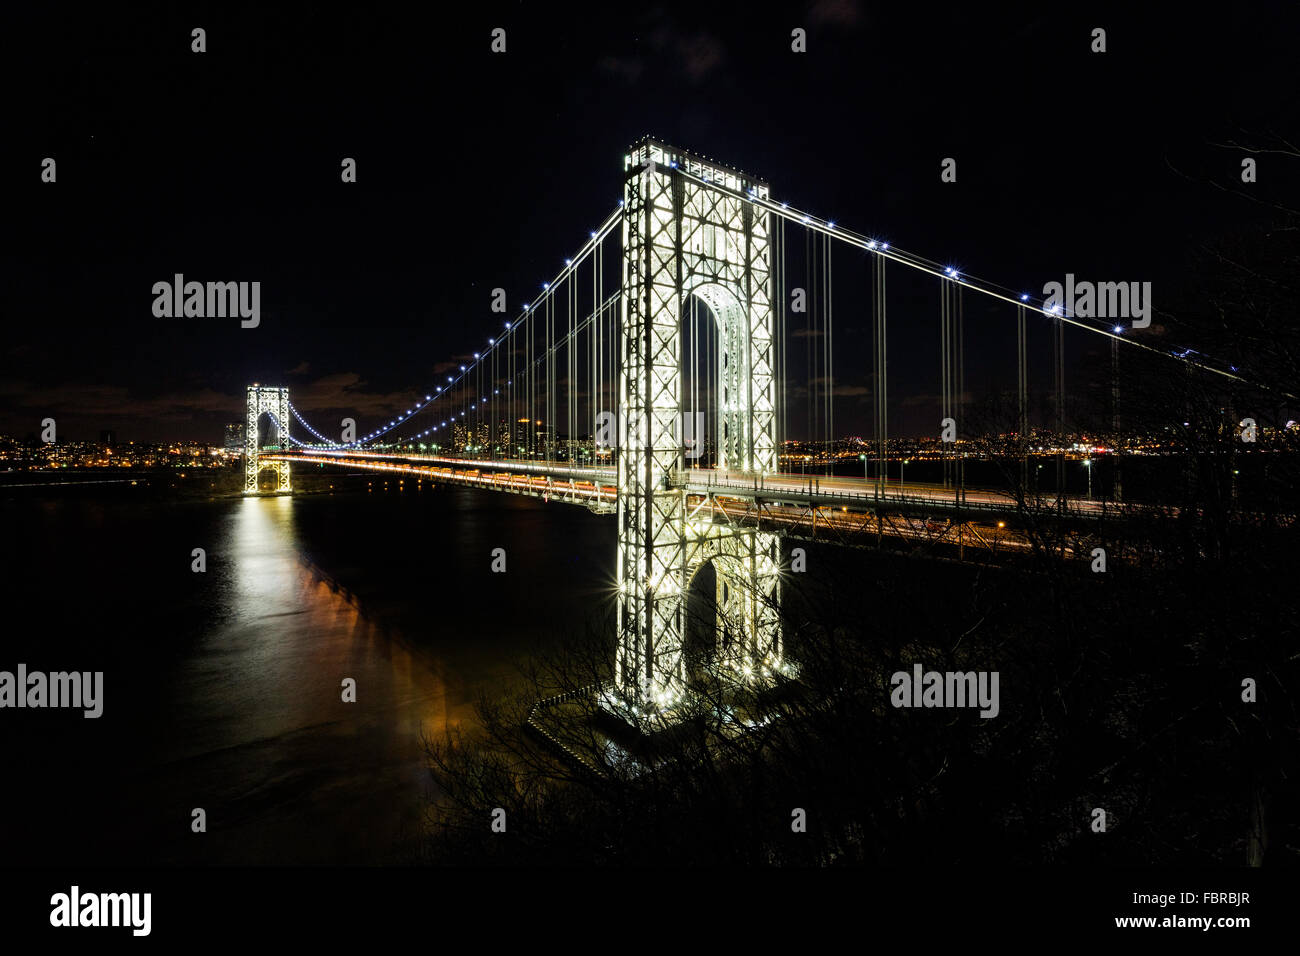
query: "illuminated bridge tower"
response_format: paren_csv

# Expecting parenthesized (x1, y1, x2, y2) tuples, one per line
(244, 385, 292, 495)
(614, 139, 782, 716)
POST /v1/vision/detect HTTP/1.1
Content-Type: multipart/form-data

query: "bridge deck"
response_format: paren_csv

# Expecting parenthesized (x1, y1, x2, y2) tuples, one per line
(267, 450, 1119, 520)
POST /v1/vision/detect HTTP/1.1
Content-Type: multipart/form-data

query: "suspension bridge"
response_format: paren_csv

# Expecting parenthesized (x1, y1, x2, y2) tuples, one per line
(240, 137, 1247, 721)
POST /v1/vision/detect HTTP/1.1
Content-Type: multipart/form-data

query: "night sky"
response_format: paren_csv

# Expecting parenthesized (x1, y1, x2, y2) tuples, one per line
(3, 3, 1296, 441)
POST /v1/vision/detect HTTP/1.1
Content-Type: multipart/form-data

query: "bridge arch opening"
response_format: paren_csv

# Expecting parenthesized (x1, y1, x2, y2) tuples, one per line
(681, 280, 750, 472)
(250, 411, 291, 493)
(682, 559, 718, 681)
(251, 410, 285, 451)
(682, 548, 758, 686)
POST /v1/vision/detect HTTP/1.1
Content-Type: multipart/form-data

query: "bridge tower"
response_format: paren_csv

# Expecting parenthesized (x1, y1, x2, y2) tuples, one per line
(614, 139, 782, 716)
(244, 385, 292, 495)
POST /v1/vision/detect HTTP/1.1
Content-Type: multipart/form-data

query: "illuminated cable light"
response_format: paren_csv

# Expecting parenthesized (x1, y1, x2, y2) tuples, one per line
(1113, 325, 1123, 334)
(827, 221, 835, 228)
(1020, 293, 1029, 301)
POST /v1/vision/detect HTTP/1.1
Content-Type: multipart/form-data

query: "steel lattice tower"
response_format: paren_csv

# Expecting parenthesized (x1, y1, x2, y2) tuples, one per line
(244, 385, 292, 495)
(614, 139, 782, 715)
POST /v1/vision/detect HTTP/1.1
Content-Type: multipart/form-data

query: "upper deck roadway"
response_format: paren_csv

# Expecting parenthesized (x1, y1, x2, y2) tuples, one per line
(265, 448, 1115, 520)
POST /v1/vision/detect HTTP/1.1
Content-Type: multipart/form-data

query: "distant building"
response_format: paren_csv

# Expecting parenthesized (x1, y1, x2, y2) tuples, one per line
(224, 422, 244, 451)
(513, 418, 532, 457)
(100, 430, 116, 447)
(511, 418, 553, 458)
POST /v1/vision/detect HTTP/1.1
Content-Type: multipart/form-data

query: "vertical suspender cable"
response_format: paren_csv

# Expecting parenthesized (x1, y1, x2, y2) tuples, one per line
(1055, 310, 1065, 509)
(826, 233, 834, 477)
(569, 271, 576, 463)
(1112, 334, 1122, 502)
(958, 284, 965, 505)
(1017, 302, 1027, 494)
(806, 229, 813, 468)
(874, 251, 887, 498)
(776, 217, 784, 469)
(940, 279, 949, 490)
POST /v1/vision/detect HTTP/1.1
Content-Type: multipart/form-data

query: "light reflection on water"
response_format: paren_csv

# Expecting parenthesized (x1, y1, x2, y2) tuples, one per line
(0, 485, 614, 865)
(135, 496, 468, 864)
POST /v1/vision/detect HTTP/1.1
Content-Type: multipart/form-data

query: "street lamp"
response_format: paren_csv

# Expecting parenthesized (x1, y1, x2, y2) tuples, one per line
(858, 453, 868, 483)
(901, 458, 909, 490)
(1084, 457, 1093, 500)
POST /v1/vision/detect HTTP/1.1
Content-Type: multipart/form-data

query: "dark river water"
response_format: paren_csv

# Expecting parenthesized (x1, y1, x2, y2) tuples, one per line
(1, 482, 614, 865)
(2, 452, 1264, 866)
